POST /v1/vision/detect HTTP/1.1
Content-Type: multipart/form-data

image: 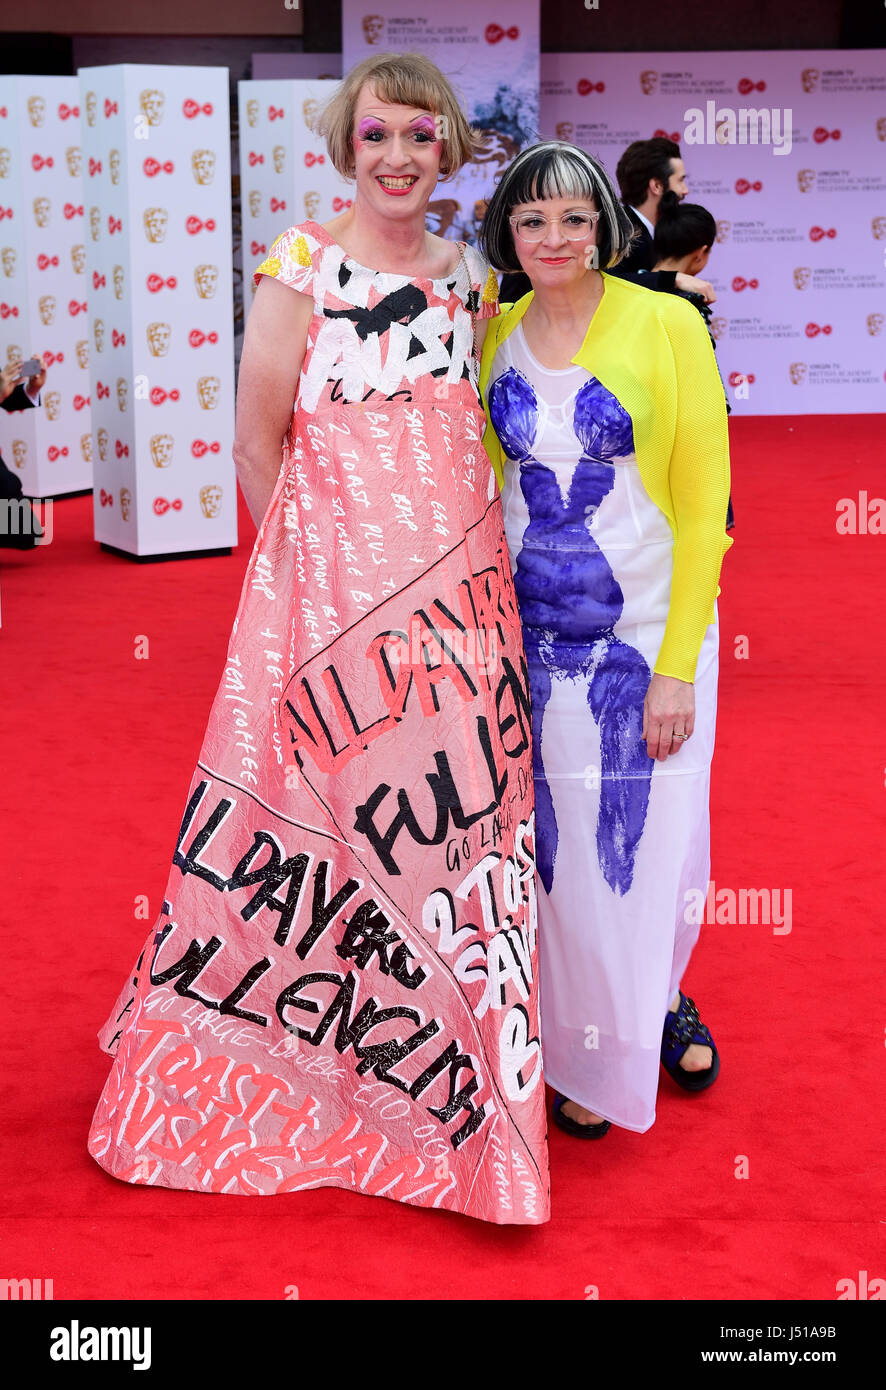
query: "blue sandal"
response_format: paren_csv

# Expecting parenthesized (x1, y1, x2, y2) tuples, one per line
(552, 1093, 611, 1138)
(661, 991, 720, 1092)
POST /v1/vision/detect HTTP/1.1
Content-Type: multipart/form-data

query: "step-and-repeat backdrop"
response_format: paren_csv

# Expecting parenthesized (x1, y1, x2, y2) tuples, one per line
(237, 79, 353, 306)
(540, 51, 886, 415)
(0, 76, 93, 496)
(78, 64, 237, 555)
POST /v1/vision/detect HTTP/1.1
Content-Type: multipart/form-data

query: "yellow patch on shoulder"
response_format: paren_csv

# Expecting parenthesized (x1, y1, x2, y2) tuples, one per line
(256, 255, 281, 278)
(291, 233, 313, 268)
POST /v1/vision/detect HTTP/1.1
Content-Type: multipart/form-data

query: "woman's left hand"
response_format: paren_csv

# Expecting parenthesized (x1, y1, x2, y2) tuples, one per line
(642, 673, 695, 761)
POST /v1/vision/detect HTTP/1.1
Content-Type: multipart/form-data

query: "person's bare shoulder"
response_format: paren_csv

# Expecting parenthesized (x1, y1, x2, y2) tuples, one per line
(426, 231, 464, 277)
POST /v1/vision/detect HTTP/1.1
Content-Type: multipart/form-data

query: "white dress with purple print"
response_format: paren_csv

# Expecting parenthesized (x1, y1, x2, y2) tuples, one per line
(488, 322, 719, 1131)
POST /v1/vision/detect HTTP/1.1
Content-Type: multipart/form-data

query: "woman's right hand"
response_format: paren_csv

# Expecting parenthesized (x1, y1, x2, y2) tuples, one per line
(0, 360, 24, 404)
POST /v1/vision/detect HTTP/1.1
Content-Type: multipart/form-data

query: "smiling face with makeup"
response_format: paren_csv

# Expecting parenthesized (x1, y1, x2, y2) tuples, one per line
(351, 84, 443, 218)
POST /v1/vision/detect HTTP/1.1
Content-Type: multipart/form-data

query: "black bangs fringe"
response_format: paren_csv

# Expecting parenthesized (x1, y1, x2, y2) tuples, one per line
(506, 147, 598, 209)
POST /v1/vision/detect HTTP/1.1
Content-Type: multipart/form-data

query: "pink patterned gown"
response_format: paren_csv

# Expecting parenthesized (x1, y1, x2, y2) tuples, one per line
(87, 221, 551, 1224)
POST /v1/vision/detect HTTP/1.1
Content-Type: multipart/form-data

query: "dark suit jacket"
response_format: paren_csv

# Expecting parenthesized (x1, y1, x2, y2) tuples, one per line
(2, 383, 36, 415)
(607, 207, 677, 292)
(0, 383, 36, 499)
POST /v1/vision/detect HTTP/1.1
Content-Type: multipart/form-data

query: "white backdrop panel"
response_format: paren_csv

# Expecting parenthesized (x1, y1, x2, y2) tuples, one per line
(78, 64, 237, 555)
(238, 79, 352, 309)
(0, 76, 93, 495)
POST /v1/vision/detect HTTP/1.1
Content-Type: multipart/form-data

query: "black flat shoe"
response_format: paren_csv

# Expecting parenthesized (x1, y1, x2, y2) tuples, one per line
(661, 991, 720, 1092)
(552, 1093, 611, 1138)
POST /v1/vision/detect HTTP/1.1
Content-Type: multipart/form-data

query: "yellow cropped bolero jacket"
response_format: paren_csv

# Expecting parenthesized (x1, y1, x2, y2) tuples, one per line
(478, 272, 734, 684)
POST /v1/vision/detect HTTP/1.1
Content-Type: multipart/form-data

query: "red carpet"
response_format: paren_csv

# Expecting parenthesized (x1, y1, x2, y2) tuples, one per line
(1, 414, 883, 1300)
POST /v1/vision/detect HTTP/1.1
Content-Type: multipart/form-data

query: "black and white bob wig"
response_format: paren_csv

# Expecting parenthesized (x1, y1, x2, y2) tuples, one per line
(479, 141, 635, 274)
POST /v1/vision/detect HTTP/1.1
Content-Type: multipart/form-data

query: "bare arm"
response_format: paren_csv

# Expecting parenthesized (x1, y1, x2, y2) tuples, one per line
(233, 275, 313, 527)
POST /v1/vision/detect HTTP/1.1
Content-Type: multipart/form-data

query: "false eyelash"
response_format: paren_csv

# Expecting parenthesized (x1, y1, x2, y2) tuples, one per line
(357, 127, 435, 143)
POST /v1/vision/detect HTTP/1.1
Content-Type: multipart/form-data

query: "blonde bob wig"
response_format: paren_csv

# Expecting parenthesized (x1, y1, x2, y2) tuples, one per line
(316, 52, 486, 182)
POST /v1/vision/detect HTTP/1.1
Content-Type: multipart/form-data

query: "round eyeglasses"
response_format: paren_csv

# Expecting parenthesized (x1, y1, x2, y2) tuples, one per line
(509, 210, 601, 243)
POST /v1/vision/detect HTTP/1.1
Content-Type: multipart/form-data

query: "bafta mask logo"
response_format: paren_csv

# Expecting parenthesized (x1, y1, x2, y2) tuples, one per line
(143, 207, 169, 243)
(119, 486, 131, 521)
(33, 197, 51, 229)
(94, 317, 105, 352)
(109, 148, 121, 186)
(71, 243, 86, 274)
(113, 264, 124, 300)
(710, 317, 727, 341)
(194, 263, 219, 300)
(801, 68, 820, 94)
(1, 247, 15, 277)
(5, 343, 22, 369)
(640, 69, 658, 96)
(65, 146, 82, 177)
(273, 144, 286, 174)
(302, 99, 319, 129)
(75, 338, 88, 369)
(872, 216, 886, 241)
(793, 266, 812, 290)
(555, 122, 575, 141)
(45, 390, 61, 421)
(797, 168, 815, 193)
(303, 190, 320, 220)
(140, 89, 165, 127)
(246, 98, 259, 129)
(116, 377, 128, 412)
(199, 484, 223, 519)
(97, 426, 109, 462)
(715, 220, 731, 244)
(38, 294, 56, 326)
(85, 91, 97, 128)
(191, 149, 216, 186)
(27, 95, 46, 128)
(362, 14, 384, 44)
(81, 432, 92, 463)
(89, 205, 101, 241)
(0, 149, 10, 179)
(789, 362, 807, 385)
(196, 374, 220, 410)
(150, 432, 174, 467)
(249, 189, 262, 218)
(11, 439, 27, 469)
(877, 117, 886, 143)
(867, 313, 885, 337)
(146, 321, 171, 357)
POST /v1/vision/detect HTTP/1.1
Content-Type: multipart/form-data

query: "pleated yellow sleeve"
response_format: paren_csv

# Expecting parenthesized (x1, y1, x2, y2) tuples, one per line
(652, 295, 733, 682)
